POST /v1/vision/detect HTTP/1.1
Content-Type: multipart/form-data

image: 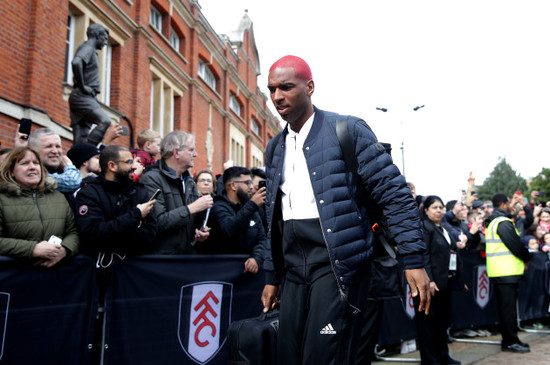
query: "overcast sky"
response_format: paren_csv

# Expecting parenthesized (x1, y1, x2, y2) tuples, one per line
(199, 0, 549, 203)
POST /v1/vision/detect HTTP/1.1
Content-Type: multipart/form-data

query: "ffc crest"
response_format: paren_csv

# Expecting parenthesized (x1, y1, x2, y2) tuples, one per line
(403, 284, 415, 319)
(178, 282, 232, 364)
(474, 265, 490, 309)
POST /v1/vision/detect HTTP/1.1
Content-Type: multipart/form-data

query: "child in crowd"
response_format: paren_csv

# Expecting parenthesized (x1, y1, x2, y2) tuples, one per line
(466, 210, 485, 250)
(539, 208, 550, 234)
(134, 129, 161, 168)
(523, 235, 541, 252)
(540, 232, 550, 253)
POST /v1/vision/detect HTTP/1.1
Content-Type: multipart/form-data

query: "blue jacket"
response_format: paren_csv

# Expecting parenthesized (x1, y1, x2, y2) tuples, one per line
(264, 107, 426, 296)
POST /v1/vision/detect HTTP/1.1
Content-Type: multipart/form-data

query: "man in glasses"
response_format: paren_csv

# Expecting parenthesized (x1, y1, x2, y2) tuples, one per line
(75, 145, 158, 361)
(205, 167, 267, 274)
(75, 145, 158, 259)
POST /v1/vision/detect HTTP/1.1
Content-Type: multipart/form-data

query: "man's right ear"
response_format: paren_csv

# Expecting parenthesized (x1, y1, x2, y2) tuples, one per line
(306, 79, 315, 97)
(107, 160, 117, 173)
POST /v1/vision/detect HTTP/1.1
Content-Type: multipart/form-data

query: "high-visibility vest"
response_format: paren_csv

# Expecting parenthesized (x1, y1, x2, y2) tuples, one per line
(485, 216, 524, 277)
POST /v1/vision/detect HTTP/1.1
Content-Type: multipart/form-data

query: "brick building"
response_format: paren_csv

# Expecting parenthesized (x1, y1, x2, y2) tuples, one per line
(0, 0, 281, 172)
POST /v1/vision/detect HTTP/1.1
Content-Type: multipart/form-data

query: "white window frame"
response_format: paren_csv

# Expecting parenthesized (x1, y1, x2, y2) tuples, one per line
(150, 5, 163, 33)
(64, 13, 76, 83)
(229, 94, 241, 116)
(229, 124, 246, 166)
(198, 59, 217, 91)
(150, 71, 181, 137)
(251, 118, 260, 136)
(170, 26, 180, 51)
(98, 45, 112, 106)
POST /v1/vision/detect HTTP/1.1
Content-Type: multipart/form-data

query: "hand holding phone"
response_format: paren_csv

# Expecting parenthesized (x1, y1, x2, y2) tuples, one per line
(148, 189, 161, 202)
(258, 180, 266, 190)
(48, 235, 62, 245)
(19, 118, 32, 135)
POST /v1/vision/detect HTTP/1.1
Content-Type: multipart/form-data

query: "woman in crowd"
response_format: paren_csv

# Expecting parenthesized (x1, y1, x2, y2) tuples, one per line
(193, 168, 217, 197)
(0, 147, 79, 267)
(415, 195, 466, 365)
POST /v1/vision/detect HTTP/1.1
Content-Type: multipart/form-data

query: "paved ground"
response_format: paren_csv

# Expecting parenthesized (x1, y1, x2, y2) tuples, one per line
(373, 327, 550, 364)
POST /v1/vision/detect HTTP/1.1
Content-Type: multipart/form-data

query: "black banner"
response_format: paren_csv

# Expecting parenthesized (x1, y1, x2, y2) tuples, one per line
(377, 251, 550, 346)
(0, 251, 548, 363)
(0, 256, 97, 365)
(104, 255, 264, 365)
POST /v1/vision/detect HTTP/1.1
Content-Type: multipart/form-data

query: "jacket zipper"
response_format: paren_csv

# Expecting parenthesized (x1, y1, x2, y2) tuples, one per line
(33, 191, 45, 239)
(317, 217, 347, 301)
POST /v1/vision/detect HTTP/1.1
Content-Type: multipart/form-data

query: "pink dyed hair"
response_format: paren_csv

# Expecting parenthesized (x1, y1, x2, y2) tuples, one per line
(269, 55, 312, 81)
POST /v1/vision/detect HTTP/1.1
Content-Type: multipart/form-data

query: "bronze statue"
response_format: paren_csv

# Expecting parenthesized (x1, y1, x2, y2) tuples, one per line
(69, 24, 112, 145)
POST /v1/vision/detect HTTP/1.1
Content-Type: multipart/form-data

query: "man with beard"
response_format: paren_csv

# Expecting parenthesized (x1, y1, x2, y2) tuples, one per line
(75, 145, 158, 261)
(205, 166, 267, 274)
(75, 145, 158, 363)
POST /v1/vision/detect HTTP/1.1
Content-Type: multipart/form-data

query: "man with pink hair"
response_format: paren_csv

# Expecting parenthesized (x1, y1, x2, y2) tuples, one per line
(261, 55, 431, 364)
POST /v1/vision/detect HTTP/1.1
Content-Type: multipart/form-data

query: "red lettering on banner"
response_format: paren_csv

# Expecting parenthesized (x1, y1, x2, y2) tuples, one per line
(193, 291, 219, 347)
(478, 269, 489, 299)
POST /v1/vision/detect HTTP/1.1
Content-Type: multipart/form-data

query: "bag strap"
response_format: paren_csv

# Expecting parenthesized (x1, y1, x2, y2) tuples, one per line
(335, 118, 396, 259)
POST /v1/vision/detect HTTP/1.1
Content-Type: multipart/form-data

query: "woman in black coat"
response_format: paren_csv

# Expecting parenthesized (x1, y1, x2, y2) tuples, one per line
(414, 195, 466, 365)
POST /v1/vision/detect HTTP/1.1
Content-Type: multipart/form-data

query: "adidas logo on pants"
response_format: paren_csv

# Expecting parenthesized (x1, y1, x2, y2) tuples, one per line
(320, 323, 337, 335)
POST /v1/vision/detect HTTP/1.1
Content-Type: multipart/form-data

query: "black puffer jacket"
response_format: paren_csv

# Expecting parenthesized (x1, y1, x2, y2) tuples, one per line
(204, 192, 266, 265)
(264, 107, 426, 298)
(75, 175, 157, 257)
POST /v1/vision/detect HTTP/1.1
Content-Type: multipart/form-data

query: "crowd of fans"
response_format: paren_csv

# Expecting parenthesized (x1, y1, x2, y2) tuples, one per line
(2, 122, 548, 271)
(0, 124, 267, 275)
(409, 182, 550, 255)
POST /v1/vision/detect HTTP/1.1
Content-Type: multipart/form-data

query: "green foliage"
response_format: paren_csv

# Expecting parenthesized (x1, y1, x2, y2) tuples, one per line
(528, 168, 550, 202)
(476, 158, 527, 201)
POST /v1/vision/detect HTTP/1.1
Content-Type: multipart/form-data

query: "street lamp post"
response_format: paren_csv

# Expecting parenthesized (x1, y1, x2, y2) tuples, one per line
(375, 105, 425, 178)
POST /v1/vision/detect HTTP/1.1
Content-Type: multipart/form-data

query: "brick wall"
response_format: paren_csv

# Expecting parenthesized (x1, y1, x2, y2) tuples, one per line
(0, 0, 280, 172)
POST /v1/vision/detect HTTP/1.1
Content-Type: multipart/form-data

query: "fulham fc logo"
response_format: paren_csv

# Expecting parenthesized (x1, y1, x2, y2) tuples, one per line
(403, 284, 415, 319)
(474, 265, 490, 309)
(178, 282, 232, 364)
